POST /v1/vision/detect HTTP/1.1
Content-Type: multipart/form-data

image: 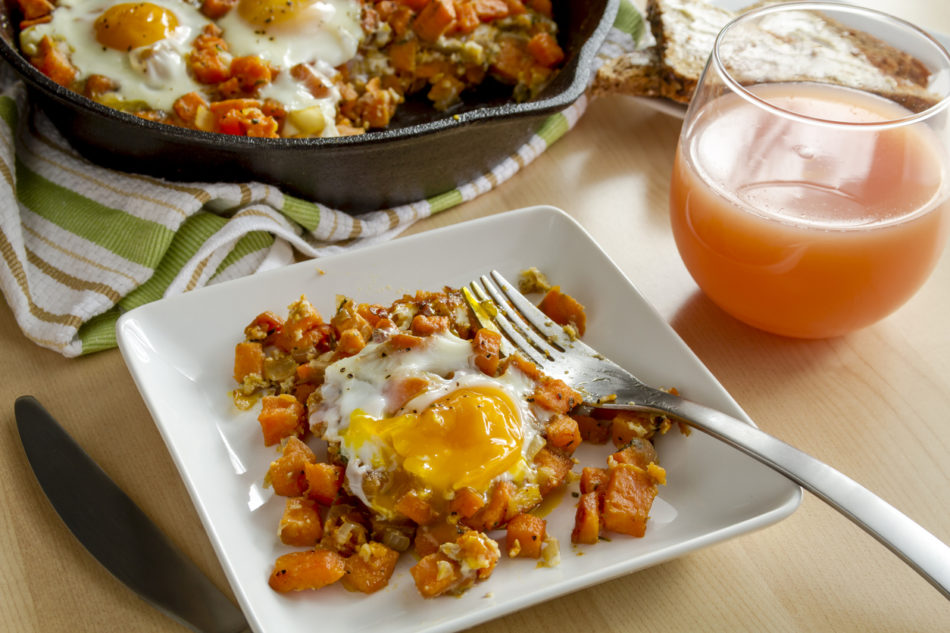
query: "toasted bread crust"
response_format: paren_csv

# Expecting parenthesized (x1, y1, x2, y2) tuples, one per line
(594, 0, 940, 111)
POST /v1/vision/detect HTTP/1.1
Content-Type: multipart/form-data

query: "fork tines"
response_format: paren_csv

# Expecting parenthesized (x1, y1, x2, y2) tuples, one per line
(467, 271, 579, 370)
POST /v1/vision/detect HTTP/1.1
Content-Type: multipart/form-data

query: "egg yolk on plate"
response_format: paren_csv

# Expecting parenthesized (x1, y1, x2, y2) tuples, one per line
(344, 386, 526, 513)
(94, 2, 180, 51)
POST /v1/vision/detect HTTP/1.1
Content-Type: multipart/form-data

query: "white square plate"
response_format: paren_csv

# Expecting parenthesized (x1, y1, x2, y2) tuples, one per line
(117, 205, 800, 633)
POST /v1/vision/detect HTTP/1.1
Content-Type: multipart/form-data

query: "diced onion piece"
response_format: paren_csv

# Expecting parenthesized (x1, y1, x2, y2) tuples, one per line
(195, 105, 215, 132)
(285, 106, 326, 137)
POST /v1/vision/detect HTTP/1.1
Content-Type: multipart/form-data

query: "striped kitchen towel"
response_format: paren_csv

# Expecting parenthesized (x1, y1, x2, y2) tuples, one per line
(0, 3, 644, 357)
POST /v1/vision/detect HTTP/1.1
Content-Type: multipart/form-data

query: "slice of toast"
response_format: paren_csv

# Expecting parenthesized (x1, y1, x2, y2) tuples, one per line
(593, 0, 733, 102)
(593, 0, 939, 111)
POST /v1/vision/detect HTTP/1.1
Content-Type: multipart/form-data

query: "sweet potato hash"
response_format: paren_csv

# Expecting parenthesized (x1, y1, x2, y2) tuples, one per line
(232, 278, 673, 597)
(15, 0, 566, 138)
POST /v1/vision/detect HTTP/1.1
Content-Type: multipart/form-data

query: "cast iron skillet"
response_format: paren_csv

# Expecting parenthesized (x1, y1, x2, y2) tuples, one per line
(0, 0, 619, 212)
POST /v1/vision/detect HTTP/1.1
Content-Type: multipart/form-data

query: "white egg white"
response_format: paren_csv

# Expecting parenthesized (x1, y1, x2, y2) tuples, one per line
(318, 332, 469, 441)
(218, 0, 362, 113)
(218, 0, 362, 70)
(313, 331, 551, 513)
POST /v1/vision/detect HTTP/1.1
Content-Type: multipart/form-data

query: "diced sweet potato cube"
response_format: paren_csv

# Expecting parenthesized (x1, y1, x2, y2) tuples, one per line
(233, 341, 264, 382)
(505, 352, 541, 380)
(545, 413, 581, 454)
(601, 464, 658, 538)
(304, 462, 343, 505)
(473, 0, 508, 20)
(268, 549, 346, 592)
(355, 303, 388, 327)
(610, 437, 658, 470)
(331, 300, 372, 339)
(526, 32, 564, 68)
(396, 0, 429, 10)
(189, 29, 232, 84)
(272, 296, 325, 352)
(82, 73, 116, 98)
(410, 314, 450, 336)
(449, 487, 485, 519)
(389, 38, 417, 72)
(463, 480, 513, 531)
(417, 530, 500, 595)
(282, 436, 316, 461)
(266, 438, 315, 497)
(387, 3, 414, 36)
(345, 76, 401, 130)
(229, 55, 274, 92)
(335, 328, 366, 357)
(413, 0, 456, 42)
(537, 286, 586, 336)
(342, 541, 400, 593)
(31, 35, 76, 86)
(244, 310, 283, 341)
(526, 0, 551, 17)
(395, 491, 437, 525)
(505, 0, 526, 15)
(17, 0, 54, 20)
(258, 394, 305, 446)
(279, 497, 323, 546)
(491, 35, 532, 83)
(295, 361, 324, 384)
(373, 317, 396, 332)
(574, 413, 610, 444)
(532, 377, 582, 414)
(173, 91, 208, 125)
(579, 467, 609, 496)
(294, 382, 316, 405)
(571, 492, 600, 544)
(383, 376, 429, 412)
(200, 0, 237, 18)
(471, 328, 502, 377)
(506, 513, 546, 558)
(414, 521, 468, 557)
(453, 1, 479, 32)
(533, 447, 573, 495)
(410, 552, 462, 598)
(388, 332, 425, 351)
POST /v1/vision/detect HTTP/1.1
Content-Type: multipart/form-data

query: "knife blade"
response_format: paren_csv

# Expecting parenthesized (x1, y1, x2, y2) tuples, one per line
(15, 395, 250, 633)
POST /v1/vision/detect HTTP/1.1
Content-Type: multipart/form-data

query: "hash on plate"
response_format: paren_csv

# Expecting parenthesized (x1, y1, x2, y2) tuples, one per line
(15, 0, 566, 138)
(232, 273, 675, 598)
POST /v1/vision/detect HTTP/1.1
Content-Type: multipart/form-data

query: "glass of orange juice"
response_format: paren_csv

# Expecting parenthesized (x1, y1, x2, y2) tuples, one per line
(670, 2, 950, 338)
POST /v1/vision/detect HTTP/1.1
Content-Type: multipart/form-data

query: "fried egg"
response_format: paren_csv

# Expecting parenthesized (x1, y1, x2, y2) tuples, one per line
(218, 0, 363, 112)
(20, 0, 210, 111)
(315, 331, 551, 520)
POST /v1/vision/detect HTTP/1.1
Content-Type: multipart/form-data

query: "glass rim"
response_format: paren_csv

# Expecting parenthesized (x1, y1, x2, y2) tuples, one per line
(710, 1, 950, 128)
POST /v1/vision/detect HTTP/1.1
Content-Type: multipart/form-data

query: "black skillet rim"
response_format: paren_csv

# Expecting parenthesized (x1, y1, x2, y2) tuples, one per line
(0, 0, 620, 149)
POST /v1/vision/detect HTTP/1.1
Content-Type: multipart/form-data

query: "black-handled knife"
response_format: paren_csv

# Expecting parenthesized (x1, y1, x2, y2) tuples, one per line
(14, 396, 251, 633)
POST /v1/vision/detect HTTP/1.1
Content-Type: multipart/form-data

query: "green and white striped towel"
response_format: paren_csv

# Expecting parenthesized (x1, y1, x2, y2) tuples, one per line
(0, 3, 644, 357)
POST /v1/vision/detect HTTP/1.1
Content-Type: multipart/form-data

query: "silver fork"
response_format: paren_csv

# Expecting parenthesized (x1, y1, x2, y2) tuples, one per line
(465, 270, 950, 600)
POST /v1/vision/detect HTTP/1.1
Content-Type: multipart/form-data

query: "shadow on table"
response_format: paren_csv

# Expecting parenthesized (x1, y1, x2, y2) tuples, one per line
(665, 289, 846, 398)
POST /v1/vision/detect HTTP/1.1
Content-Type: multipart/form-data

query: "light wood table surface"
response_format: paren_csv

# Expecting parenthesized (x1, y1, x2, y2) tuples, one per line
(2, 1, 949, 631)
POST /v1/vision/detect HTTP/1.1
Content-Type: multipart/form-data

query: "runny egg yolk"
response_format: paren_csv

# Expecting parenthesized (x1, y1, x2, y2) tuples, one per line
(94, 2, 180, 51)
(345, 386, 525, 510)
(237, 0, 321, 28)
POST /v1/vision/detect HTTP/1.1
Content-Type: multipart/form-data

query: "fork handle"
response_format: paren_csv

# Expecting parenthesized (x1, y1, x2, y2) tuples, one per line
(605, 392, 950, 600)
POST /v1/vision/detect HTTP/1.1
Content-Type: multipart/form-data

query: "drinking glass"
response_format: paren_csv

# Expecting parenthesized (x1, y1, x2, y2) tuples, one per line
(670, 2, 950, 338)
